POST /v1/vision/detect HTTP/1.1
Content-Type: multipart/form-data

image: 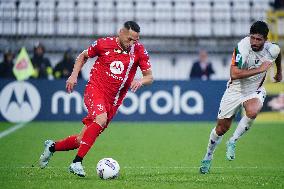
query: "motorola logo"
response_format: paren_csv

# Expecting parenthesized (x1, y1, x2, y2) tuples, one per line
(0, 81, 41, 123)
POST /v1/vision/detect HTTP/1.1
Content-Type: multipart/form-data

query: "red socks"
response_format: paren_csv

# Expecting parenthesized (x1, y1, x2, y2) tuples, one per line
(77, 122, 103, 158)
(54, 135, 80, 151)
(53, 122, 103, 161)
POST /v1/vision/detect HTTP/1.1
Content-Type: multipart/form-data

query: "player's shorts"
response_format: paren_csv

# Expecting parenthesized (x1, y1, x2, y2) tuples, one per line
(217, 86, 266, 119)
(82, 84, 119, 128)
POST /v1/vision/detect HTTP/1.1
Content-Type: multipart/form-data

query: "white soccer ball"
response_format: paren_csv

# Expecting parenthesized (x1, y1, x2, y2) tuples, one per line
(96, 158, 120, 179)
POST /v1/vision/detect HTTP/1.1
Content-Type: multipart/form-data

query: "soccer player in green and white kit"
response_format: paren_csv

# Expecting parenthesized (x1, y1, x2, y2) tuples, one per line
(200, 21, 282, 174)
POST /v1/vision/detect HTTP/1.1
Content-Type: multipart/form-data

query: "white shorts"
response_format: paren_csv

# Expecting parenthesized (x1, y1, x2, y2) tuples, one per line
(217, 86, 266, 119)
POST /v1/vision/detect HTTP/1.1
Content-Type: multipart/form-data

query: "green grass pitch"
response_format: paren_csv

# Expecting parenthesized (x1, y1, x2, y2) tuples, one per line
(0, 121, 284, 189)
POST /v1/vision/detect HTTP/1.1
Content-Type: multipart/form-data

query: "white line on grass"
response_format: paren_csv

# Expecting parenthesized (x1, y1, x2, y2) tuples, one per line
(0, 122, 27, 139)
(123, 166, 284, 170)
(0, 166, 283, 170)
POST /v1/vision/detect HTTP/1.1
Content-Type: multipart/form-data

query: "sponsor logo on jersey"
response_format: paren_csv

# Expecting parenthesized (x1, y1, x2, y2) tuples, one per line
(110, 61, 124, 74)
(0, 81, 41, 122)
(106, 71, 124, 81)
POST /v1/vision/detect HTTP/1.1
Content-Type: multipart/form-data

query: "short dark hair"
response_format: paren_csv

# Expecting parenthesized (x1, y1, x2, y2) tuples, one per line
(250, 21, 269, 38)
(124, 21, 140, 33)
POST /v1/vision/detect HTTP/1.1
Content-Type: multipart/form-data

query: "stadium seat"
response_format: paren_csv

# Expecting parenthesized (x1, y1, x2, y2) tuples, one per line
(0, 0, 16, 34)
(38, 1, 55, 35)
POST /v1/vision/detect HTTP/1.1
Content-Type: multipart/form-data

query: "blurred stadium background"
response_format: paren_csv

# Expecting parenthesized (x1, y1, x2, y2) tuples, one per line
(0, 0, 283, 80)
(0, 0, 283, 121)
(0, 0, 284, 188)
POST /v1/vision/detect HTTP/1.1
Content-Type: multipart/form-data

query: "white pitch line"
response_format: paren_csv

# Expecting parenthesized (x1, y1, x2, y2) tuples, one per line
(129, 166, 284, 170)
(0, 166, 283, 170)
(0, 122, 27, 139)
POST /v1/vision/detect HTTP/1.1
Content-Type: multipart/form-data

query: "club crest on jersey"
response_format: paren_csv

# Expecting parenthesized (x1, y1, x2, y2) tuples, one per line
(144, 49, 148, 55)
(91, 41, 97, 47)
(110, 61, 124, 74)
(236, 54, 242, 62)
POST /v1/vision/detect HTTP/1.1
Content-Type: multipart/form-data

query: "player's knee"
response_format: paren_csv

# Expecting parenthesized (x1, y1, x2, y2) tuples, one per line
(216, 122, 230, 135)
(76, 135, 82, 144)
(95, 114, 107, 127)
(216, 126, 228, 135)
(245, 101, 262, 119)
(246, 109, 259, 119)
(246, 113, 257, 119)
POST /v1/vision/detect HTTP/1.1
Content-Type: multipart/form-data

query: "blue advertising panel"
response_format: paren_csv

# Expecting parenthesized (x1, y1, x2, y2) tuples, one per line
(0, 80, 226, 122)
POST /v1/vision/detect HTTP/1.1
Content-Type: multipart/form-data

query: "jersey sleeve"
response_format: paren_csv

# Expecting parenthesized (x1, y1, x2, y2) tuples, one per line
(268, 43, 280, 61)
(137, 44, 151, 72)
(231, 47, 244, 69)
(87, 39, 100, 58)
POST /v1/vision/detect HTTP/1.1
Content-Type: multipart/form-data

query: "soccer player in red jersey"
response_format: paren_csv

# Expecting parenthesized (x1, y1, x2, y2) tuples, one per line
(39, 21, 153, 177)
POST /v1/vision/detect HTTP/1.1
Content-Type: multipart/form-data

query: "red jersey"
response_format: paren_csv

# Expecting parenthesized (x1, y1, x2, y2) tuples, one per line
(87, 37, 151, 106)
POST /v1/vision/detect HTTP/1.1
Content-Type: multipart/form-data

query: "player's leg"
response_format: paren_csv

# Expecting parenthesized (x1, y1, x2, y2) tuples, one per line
(226, 98, 263, 160)
(226, 88, 265, 160)
(70, 115, 107, 176)
(200, 117, 233, 174)
(68, 85, 108, 176)
(69, 113, 107, 177)
(200, 88, 241, 174)
(69, 94, 109, 177)
(229, 97, 263, 142)
(204, 118, 233, 160)
(70, 102, 119, 177)
(76, 113, 107, 162)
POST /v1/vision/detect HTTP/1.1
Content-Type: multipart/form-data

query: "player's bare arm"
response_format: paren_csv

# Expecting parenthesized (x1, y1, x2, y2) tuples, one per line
(230, 61, 272, 80)
(66, 50, 89, 93)
(130, 70, 153, 92)
(274, 51, 282, 82)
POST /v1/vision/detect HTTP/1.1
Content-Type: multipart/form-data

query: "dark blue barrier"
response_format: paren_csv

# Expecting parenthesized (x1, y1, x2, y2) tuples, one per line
(0, 80, 227, 122)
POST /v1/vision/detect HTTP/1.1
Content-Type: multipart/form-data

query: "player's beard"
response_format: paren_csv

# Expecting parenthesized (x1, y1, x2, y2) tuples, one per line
(121, 43, 130, 52)
(251, 44, 264, 52)
(117, 38, 129, 52)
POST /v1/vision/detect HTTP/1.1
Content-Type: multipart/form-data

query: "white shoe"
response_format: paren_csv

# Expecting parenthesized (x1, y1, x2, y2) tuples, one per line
(226, 141, 236, 161)
(39, 140, 54, 169)
(69, 162, 86, 177)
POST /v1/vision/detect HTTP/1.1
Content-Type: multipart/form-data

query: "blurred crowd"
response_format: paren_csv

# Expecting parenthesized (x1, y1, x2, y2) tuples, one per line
(0, 43, 216, 81)
(0, 43, 82, 80)
(189, 50, 215, 80)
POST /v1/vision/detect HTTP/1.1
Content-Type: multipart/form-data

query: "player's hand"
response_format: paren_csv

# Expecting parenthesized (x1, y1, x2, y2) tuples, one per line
(66, 75, 77, 93)
(259, 61, 272, 73)
(130, 79, 143, 93)
(274, 72, 282, 83)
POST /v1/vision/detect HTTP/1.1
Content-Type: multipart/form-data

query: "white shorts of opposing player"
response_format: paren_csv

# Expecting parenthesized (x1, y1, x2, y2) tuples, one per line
(218, 86, 266, 119)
